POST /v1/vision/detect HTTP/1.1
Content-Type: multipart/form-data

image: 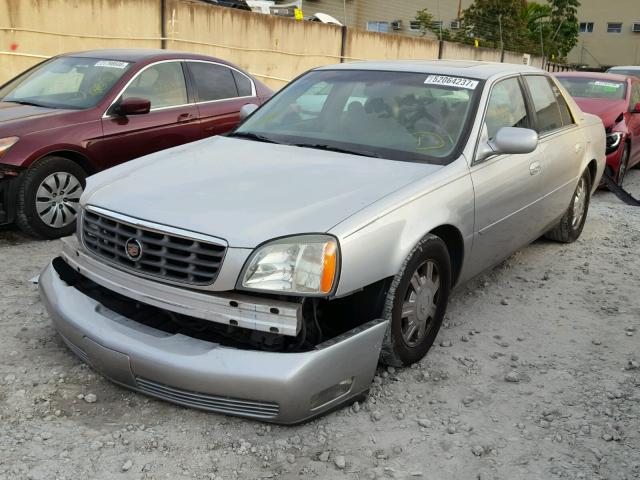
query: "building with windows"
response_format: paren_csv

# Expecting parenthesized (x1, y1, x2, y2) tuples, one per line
(568, 0, 640, 67)
(298, 0, 640, 68)
(300, 0, 473, 37)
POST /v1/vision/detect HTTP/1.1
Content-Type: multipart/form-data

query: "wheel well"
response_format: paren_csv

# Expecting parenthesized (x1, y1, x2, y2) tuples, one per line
(430, 225, 464, 287)
(35, 151, 96, 175)
(587, 159, 597, 184)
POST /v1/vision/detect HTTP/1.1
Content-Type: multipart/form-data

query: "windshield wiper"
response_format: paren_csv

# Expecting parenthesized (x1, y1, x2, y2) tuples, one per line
(5, 99, 50, 108)
(228, 131, 285, 144)
(293, 143, 382, 158)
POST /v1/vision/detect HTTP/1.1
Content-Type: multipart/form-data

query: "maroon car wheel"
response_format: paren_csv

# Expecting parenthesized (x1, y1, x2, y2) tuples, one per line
(15, 156, 86, 239)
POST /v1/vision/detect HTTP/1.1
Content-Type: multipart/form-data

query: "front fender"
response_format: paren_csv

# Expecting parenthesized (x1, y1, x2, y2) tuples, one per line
(330, 158, 474, 297)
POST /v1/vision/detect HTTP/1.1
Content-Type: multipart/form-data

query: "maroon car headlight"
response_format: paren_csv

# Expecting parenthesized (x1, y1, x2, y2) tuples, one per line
(606, 132, 622, 154)
(0, 136, 19, 159)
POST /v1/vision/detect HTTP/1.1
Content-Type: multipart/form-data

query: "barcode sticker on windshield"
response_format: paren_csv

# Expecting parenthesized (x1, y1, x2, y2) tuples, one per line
(95, 60, 129, 69)
(424, 75, 479, 90)
(594, 81, 622, 89)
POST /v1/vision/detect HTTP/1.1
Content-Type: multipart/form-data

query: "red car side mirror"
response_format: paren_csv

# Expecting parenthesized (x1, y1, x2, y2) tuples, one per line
(116, 97, 151, 116)
(633, 102, 640, 114)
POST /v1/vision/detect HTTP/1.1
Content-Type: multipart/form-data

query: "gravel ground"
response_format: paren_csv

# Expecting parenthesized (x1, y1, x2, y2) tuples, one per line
(1, 171, 639, 480)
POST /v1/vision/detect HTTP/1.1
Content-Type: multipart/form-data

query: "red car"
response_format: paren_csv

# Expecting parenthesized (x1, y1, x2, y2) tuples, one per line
(555, 72, 640, 187)
(0, 49, 272, 238)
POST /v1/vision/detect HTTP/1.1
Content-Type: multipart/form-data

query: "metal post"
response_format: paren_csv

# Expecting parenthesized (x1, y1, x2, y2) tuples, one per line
(343, 0, 347, 27)
(498, 15, 504, 62)
(539, 26, 545, 70)
(160, 0, 167, 49)
(340, 25, 347, 63)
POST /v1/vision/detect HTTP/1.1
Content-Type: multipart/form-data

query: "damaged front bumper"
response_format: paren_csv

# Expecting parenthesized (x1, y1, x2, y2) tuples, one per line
(0, 167, 22, 225)
(39, 258, 388, 424)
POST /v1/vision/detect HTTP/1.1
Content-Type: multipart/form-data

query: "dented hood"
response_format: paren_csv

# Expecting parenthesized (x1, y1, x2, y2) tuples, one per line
(83, 136, 440, 247)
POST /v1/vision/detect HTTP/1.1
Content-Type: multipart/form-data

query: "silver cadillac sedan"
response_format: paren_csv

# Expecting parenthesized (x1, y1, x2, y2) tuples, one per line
(39, 60, 605, 423)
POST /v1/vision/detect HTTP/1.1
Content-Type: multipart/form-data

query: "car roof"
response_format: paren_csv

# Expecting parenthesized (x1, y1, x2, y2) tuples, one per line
(61, 49, 229, 64)
(554, 71, 630, 82)
(315, 60, 544, 80)
(608, 66, 640, 71)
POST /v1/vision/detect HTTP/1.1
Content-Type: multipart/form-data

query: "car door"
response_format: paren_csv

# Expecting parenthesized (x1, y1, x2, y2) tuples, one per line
(185, 61, 258, 138)
(523, 75, 583, 227)
(467, 75, 547, 275)
(627, 80, 640, 167)
(95, 60, 200, 169)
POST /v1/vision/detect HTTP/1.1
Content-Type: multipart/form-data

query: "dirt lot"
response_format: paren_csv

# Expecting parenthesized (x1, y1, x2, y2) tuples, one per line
(1, 171, 639, 480)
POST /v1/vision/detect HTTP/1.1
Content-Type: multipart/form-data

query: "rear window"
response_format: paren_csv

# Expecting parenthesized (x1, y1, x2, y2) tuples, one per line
(557, 77, 627, 100)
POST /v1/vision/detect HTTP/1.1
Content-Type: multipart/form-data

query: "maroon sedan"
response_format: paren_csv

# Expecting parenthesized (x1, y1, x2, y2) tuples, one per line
(0, 49, 272, 238)
(555, 72, 640, 186)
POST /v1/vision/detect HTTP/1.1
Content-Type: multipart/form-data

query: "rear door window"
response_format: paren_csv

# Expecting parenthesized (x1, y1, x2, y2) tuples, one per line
(187, 62, 239, 102)
(524, 75, 564, 134)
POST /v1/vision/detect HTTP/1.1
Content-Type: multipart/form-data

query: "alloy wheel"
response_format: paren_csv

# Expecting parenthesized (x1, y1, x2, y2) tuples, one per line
(35, 172, 83, 228)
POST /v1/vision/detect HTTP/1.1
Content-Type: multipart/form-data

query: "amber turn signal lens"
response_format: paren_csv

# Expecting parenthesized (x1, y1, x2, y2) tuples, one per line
(320, 240, 337, 294)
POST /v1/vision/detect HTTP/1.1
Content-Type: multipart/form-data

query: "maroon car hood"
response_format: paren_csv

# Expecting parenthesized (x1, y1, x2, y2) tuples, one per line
(0, 102, 65, 123)
(573, 98, 626, 128)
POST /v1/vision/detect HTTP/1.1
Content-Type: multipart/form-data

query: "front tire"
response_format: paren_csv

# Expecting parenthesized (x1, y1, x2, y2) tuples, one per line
(544, 169, 591, 243)
(380, 234, 451, 366)
(15, 156, 86, 239)
(617, 144, 630, 187)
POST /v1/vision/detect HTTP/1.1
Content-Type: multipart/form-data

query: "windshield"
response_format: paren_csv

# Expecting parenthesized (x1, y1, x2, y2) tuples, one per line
(0, 57, 132, 109)
(234, 70, 481, 163)
(557, 77, 627, 100)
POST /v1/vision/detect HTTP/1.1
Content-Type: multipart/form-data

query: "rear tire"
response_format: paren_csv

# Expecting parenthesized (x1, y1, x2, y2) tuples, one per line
(544, 169, 591, 243)
(15, 156, 86, 239)
(380, 234, 451, 367)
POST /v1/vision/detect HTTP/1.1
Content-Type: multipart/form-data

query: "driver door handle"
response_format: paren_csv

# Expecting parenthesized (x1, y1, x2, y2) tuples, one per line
(177, 112, 196, 123)
(529, 161, 542, 176)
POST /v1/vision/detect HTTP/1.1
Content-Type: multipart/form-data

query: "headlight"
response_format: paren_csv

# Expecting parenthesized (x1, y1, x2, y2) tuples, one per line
(0, 137, 19, 158)
(239, 235, 339, 296)
(606, 132, 622, 153)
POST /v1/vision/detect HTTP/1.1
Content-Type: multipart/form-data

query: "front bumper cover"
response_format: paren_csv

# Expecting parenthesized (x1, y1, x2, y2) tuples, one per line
(39, 261, 388, 424)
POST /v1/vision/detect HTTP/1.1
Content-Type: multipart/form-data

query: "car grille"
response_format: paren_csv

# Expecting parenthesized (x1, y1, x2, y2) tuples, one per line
(135, 377, 280, 419)
(82, 209, 226, 285)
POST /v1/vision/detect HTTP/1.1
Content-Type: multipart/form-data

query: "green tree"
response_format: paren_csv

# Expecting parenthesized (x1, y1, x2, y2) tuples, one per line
(413, 8, 441, 38)
(451, 0, 580, 60)
(547, 0, 581, 58)
(456, 0, 533, 51)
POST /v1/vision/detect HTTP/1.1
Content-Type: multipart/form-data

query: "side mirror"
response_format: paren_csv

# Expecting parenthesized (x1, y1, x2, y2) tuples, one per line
(239, 103, 259, 121)
(632, 102, 640, 113)
(115, 97, 151, 116)
(476, 127, 539, 161)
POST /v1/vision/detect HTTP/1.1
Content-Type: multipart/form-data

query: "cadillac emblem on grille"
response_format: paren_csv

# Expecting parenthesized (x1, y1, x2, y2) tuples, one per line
(125, 238, 143, 261)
